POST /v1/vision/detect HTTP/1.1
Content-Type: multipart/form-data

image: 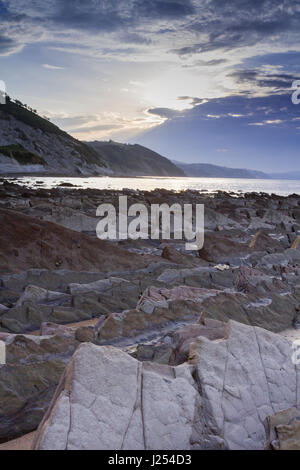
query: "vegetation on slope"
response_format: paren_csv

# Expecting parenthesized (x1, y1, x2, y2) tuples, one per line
(1, 99, 67, 137)
(0, 98, 107, 169)
(0, 144, 46, 165)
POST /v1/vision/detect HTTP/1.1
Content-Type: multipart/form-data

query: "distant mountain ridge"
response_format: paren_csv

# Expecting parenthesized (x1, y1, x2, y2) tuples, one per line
(89, 141, 183, 177)
(0, 98, 183, 177)
(1, 97, 298, 180)
(173, 160, 269, 179)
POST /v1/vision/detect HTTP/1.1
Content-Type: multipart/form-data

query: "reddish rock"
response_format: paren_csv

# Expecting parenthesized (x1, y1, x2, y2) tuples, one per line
(235, 266, 267, 292)
(161, 245, 199, 266)
(170, 318, 226, 365)
(0, 208, 154, 275)
(198, 233, 249, 263)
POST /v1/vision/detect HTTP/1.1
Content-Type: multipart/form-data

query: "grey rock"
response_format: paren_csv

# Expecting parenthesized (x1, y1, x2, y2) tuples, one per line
(16, 285, 71, 307)
(67, 277, 129, 295)
(33, 343, 198, 450)
(189, 320, 300, 449)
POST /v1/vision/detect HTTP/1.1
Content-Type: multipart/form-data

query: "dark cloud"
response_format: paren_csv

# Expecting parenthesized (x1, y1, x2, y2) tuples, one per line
(51, 1, 126, 32)
(230, 69, 300, 91)
(199, 59, 227, 66)
(134, 0, 195, 19)
(147, 107, 183, 118)
(1, 0, 300, 61)
(0, 35, 20, 54)
(177, 96, 206, 105)
(119, 32, 152, 45)
(48, 0, 195, 33)
(172, 0, 300, 55)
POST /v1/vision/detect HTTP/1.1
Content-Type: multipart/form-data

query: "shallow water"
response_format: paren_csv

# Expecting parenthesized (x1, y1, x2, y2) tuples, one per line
(7, 175, 300, 196)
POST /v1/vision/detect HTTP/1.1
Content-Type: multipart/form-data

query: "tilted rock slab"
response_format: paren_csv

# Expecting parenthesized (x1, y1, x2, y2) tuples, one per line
(33, 343, 198, 450)
(97, 284, 298, 343)
(34, 321, 300, 450)
(97, 286, 221, 343)
(16, 284, 71, 307)
(67, 277, 129, 295)
(189, 321, 300, 449)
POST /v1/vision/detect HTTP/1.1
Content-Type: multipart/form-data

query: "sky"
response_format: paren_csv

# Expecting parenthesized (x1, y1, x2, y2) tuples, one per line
(0, 0, 300, 171)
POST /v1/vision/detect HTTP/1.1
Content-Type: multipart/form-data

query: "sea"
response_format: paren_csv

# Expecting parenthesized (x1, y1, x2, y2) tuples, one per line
(5, 176, 300, 197)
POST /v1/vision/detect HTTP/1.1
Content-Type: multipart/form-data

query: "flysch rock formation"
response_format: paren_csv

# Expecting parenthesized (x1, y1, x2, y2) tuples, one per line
(32, 342, 199, 450)
(32, 321, 300, 450)
(0, 207, 154, 275)
(2, 183, 300, 448)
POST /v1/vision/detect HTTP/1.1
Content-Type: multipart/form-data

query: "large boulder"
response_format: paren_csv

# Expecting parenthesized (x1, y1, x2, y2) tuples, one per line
(248, 230, 282, 253)
(33, 343, 198, 450)
(0, 303, 91, 333)
(201, 290, 299, 333)
(198, 233, 249, 263)
(189, 321, 300, 449)
(16, 285, 71, 307)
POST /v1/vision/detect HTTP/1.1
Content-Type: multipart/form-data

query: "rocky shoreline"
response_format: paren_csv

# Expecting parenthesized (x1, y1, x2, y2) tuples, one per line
(1, 180, 300, 449)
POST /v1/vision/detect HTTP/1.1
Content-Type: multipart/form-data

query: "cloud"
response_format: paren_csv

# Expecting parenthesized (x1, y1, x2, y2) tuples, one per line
(147, 107, 183, 118)
(3, 0, 300, 147)
(1, 0, 299, 63)
(171, 0, 300, 56)
(177, 96, 207, 106)
(0, 0, 195, 63)
(50, 114, 100, 128)
(134, 0, 195, 19)
(71, 123, 123, 133)
(42, 63, 64, 69)
(230, 69, 300, 91)
(249, 119, 284, 126)
(192, 59, 228, 67)
(0, 34, 22, 55)
(119, 32, 152, 45)
(228, 113, 246, 117)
